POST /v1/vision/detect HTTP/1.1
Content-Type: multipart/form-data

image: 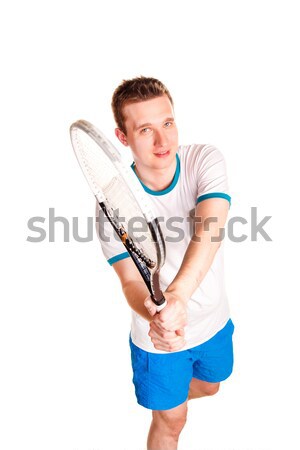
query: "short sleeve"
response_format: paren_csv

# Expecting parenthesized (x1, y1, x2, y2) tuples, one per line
(95, 201, 130, 265)
(194, 145, 231, 205)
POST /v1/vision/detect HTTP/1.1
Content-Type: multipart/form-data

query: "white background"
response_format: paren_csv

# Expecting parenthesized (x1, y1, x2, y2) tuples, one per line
(1, 1, 299, 449)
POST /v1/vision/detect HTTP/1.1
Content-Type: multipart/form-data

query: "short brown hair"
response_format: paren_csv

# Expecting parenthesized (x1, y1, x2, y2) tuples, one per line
(111, 76, 174, 134)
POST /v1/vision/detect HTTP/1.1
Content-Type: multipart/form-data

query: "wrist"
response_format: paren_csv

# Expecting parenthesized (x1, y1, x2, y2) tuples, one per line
(165, 285, 189, 304)
(167, 273, 200, 303)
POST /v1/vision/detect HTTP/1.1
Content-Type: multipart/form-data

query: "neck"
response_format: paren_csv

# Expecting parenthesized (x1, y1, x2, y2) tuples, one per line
(134, 158, 177, 191)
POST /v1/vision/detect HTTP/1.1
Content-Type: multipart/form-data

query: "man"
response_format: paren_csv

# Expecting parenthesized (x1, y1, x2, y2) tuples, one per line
(96, 76, 234, 450)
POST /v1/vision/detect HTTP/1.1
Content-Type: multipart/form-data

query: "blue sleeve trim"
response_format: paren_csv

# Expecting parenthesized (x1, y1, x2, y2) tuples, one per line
(197, 192, 231, 205)
(107, 252, 130, 266)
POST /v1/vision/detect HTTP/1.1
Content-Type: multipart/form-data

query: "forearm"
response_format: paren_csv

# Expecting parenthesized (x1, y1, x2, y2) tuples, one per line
(167, 198, 229, 301)
(122, 279, 153, 321)
(167, 232, 221, 301)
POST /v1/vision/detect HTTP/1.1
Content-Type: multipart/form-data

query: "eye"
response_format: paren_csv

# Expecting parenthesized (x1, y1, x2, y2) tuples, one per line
(140, 127, 151, 134)
(164, 121, 173, 128)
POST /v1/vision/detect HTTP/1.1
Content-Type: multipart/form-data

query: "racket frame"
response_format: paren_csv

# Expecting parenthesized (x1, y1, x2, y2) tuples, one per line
(70, 120, 166, 307)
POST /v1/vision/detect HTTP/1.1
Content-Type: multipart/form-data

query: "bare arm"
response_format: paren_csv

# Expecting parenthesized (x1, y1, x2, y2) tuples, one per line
(112, 257, 153, 321)
(167, 197, 229, 302)
(112, 257, 186, 351)
(111, 197, 229, 350)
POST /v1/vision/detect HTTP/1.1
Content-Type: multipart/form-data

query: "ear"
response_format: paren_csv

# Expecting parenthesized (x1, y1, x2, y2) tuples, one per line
(115, 128, 128, 146)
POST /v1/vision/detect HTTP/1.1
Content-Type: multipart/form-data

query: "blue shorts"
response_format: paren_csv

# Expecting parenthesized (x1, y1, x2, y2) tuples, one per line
(129, 319, 234, 410)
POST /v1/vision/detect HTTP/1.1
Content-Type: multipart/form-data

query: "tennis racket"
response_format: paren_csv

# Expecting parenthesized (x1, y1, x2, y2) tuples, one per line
(70, 119, 167, 310)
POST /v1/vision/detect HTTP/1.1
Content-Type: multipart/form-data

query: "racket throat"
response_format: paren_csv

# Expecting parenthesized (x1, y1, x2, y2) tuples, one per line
(99, 201, 165, 306)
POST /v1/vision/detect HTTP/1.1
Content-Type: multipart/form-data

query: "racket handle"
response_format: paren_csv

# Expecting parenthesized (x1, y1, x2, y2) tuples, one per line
(152, 296, 167, 312)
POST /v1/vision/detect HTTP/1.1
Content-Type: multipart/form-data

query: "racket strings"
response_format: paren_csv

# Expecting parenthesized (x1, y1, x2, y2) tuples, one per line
(75, 130, 119, 194)
(102, 176, 157, 262)
(73, 128, 158, 264)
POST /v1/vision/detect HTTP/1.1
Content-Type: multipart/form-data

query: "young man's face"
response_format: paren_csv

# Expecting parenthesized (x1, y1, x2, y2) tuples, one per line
(116, 95, 178, 172)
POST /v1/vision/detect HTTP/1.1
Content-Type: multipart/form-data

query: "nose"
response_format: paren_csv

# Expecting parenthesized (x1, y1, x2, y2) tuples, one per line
(154, 129, 168, 147)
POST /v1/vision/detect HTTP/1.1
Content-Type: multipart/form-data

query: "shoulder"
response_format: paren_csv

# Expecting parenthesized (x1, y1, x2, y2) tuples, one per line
(177, 144, 224, 170)
(178, 143, 222, 158)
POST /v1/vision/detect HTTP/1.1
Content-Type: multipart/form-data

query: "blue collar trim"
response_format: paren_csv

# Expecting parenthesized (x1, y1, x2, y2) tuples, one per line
(131, 154, 180, 196)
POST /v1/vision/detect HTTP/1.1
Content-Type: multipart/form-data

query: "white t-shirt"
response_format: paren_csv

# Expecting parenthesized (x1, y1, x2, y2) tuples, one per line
(96, 144, 231, 353)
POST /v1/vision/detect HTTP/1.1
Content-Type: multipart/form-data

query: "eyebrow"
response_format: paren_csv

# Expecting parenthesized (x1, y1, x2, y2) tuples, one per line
(135, 117, 174, 131)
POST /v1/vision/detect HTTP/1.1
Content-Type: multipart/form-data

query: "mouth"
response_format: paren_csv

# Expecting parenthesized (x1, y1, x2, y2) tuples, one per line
(154, 150, 170, 158)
